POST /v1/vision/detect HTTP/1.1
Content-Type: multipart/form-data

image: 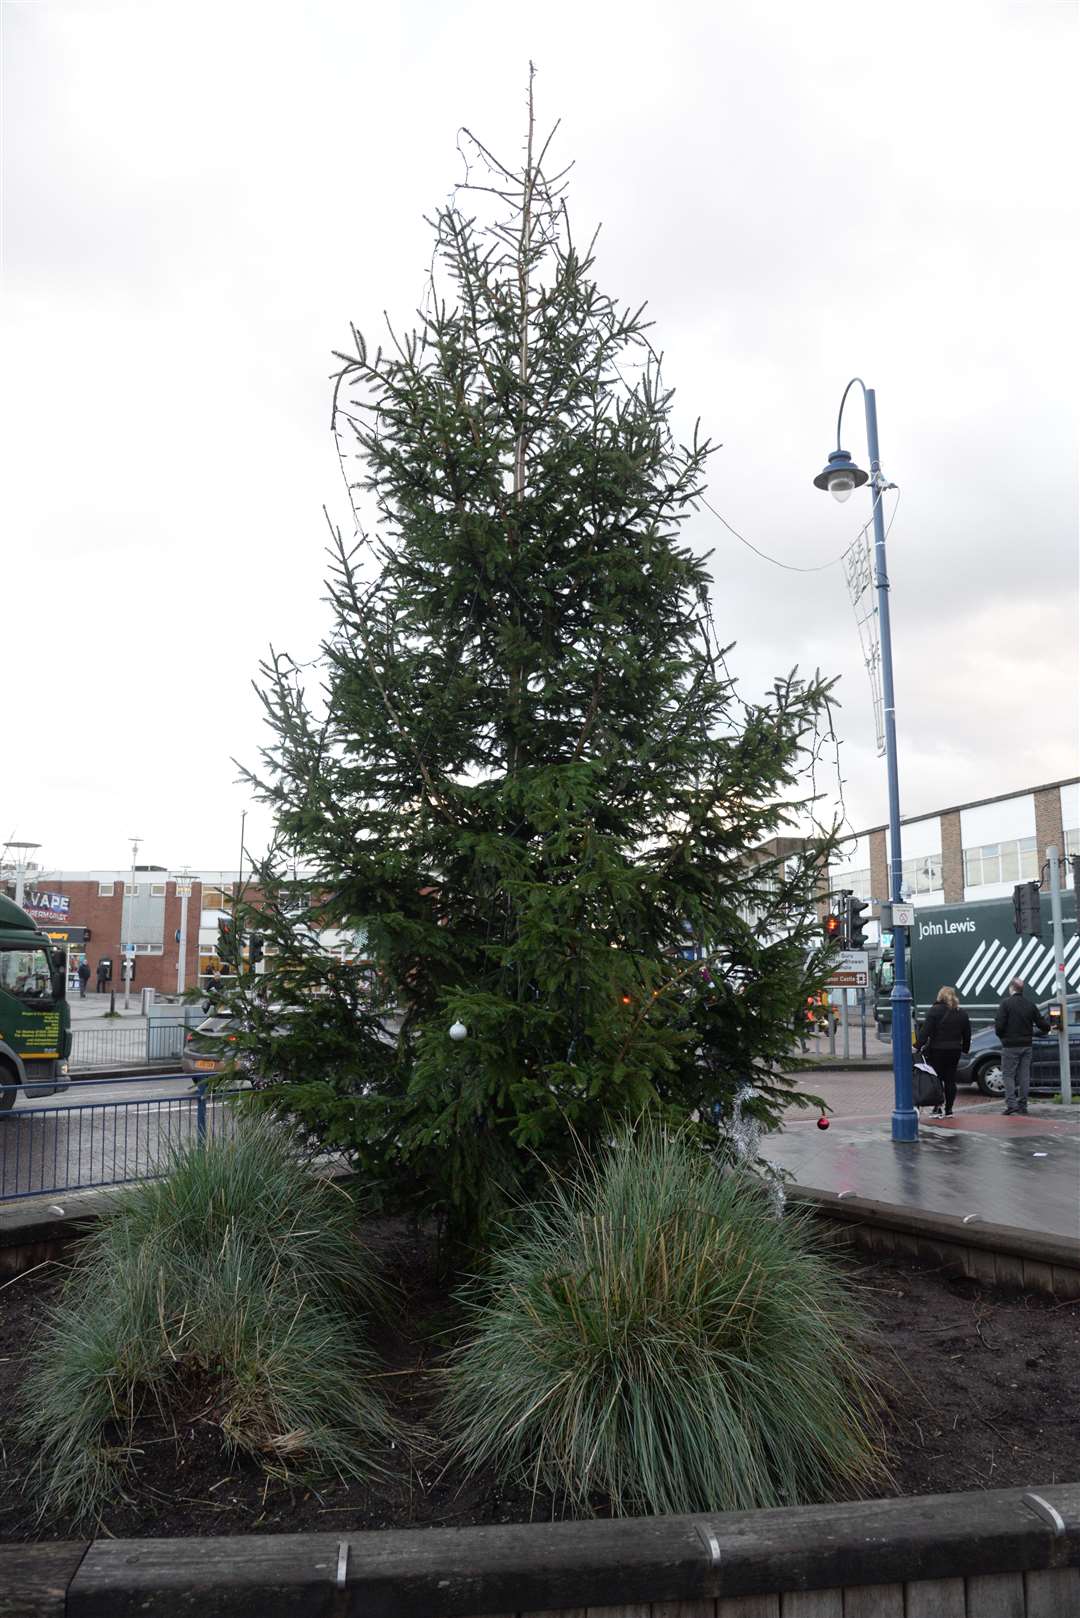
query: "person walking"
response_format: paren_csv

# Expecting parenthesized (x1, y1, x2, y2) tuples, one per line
(994, 977, 1051, 1115)
(77, 958, 91, 999)
(95, 961, 109, 993)
(917, 986, 972, 1118)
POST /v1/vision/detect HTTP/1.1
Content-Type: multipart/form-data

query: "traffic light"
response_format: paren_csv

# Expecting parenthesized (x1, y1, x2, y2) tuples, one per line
(845, 895, 871, 950)
(823, 912, 843, 944)
(1012, 881, 1042, 938)
(248, 934, 264, 966)
(217, 918, 237, 964)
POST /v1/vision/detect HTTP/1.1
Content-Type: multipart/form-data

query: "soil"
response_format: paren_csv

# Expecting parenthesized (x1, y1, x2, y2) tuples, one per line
(1, 1224, 1078, 1542)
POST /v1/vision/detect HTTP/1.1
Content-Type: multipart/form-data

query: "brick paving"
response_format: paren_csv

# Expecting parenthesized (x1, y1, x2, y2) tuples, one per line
(782, 1068, 985, 1122)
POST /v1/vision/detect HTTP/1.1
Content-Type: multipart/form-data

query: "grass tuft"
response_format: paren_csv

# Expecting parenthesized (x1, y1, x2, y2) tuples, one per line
(18, 1117, 398, 1521)
(442, 1126, 886, 1517)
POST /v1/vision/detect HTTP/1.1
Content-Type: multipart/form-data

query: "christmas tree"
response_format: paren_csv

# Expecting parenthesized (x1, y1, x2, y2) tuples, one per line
(241, 78, 839, 1241)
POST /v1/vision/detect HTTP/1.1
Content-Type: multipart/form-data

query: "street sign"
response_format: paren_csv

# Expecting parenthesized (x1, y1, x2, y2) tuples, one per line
(891, 903, 916, 928)
(826, 949, 870, 989)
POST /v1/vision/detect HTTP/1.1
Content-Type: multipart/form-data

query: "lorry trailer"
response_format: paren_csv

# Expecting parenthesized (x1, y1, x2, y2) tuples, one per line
(875, 891, 1078, 1034)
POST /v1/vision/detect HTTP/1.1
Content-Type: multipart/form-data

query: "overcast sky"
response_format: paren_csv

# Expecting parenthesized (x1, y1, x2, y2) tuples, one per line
(2, 0, 1076, 875)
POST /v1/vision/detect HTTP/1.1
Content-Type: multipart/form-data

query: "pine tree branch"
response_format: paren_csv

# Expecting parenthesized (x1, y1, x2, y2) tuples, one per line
(322, 509, 461, 828)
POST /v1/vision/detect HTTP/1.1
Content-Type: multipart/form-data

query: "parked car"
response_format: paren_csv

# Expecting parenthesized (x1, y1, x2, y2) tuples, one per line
(956, 996, 1080, 1097)
(181, 1015, 244, 1080)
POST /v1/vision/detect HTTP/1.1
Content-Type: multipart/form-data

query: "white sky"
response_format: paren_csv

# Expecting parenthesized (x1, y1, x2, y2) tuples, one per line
(2, 0, 1077, 873)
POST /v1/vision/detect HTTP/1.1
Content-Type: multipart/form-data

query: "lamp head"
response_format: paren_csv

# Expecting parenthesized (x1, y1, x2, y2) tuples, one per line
(813, 448, 869, 503)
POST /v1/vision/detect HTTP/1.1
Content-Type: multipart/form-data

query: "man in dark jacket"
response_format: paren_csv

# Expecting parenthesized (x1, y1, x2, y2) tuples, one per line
(994, 978, 1051, 1115)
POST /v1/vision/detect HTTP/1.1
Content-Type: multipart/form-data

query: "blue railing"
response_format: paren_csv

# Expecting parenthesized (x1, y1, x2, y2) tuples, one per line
(0, 1077, 245, 1202)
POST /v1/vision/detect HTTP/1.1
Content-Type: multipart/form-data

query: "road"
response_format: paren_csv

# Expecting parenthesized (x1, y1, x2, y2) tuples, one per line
(0, 1074, 236, 1202)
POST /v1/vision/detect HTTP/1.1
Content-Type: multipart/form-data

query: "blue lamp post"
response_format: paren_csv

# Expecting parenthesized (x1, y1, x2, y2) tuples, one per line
(814, 379, 917, 1143)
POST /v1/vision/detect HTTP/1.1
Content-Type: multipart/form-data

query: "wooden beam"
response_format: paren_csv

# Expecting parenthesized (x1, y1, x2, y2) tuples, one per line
(65, 1485, 1080, 1618)
(0, 1543, 90, 1618)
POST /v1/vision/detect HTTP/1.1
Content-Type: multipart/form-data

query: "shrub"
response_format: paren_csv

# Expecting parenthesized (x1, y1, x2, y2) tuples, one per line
(443, 1128, 885, 1516)
(19, 1119, 398, 1521)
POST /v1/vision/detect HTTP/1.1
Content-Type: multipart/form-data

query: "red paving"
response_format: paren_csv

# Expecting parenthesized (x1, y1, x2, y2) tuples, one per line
(783, 1068, 984, 1121)
(782, 1068, 1080, 1137)
(930, 1111, 1079, 1136)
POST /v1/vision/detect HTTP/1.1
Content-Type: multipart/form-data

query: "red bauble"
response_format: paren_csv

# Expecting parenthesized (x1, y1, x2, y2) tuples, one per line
(816, 1115, 830, 1130)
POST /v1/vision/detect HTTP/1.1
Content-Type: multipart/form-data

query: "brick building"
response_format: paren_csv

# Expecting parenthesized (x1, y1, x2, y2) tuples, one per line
(0, 870, 206, 994)
(828, 776, 1079, 923)
(0, 867, 330, 995)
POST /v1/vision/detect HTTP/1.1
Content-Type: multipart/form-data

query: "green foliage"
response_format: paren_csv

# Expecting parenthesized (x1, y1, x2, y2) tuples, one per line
(238, 95, 840, 1244)
(18, 1120, 397, 1521)
(442, 1128, 885, 1517)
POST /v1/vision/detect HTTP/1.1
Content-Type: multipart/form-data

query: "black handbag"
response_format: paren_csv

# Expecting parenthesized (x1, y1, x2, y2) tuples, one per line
(913, 1055, 944, 1108)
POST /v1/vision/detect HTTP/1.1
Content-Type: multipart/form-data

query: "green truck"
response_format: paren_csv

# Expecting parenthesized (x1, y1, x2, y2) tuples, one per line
(876, 891, 1079, 1035)
(0, 893, 72, 1111)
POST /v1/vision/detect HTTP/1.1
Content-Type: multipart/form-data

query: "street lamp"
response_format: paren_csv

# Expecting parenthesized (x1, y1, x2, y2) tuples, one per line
(4, 841, 41, 910)
(813, 378, 917, 1144)
(124, 836, 141, 1011)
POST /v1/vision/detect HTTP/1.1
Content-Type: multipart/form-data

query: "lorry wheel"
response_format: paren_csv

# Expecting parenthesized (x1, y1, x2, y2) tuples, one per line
(975, 1060, 1005, 1097)
(0, 1065, 16, 1112)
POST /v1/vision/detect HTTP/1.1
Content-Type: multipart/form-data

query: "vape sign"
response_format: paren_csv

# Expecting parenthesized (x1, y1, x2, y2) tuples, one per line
(22, 891, 71, 921)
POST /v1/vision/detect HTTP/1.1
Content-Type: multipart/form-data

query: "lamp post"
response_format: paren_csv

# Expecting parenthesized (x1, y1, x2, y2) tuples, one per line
(5, 841, 41, 911)
(124, 836, 141, 1012)
(813, 379, 917, 1143)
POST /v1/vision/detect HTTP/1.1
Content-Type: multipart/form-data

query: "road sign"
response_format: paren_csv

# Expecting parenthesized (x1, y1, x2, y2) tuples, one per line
(891, 903, 915, 928)
(826, 949, 870, 989)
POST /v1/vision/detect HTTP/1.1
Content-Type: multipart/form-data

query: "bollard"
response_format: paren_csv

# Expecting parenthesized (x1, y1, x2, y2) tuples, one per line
(109, 990, 116, 1015)
(196, 1084, 207, 1146)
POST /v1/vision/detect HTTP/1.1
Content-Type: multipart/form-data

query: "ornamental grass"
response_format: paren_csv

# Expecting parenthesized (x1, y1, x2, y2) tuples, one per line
(443, 1127, 886, 1517)
(18, 1118, 398, 1521)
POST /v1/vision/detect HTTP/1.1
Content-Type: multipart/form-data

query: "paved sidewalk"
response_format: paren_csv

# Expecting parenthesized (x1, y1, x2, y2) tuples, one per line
(782, 1067, 989, 1121)
(762, 1104, 1080, 1244)
(68, 994, 173, 1023)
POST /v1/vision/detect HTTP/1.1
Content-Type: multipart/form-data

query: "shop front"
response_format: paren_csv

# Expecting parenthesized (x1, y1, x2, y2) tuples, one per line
(17, 891, 90, 990)
(41, 926, 92, 989)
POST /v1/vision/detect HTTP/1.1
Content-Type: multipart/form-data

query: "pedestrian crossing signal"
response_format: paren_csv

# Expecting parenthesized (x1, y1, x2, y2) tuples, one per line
(1012, 881, 1042, 938)
(845, 895, 871, 950)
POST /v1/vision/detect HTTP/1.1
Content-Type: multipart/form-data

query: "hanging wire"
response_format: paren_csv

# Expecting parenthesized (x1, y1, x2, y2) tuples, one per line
(695, 488, 883, 575)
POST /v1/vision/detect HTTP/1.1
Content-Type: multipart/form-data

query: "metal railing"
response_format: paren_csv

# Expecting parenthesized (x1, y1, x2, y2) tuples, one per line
(69, 1018, 193, 1071)
(0, 1077, 244, 1202)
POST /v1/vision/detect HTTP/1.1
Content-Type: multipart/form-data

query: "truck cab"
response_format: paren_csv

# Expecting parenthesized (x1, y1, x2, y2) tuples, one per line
(0, 894, 72, 1111)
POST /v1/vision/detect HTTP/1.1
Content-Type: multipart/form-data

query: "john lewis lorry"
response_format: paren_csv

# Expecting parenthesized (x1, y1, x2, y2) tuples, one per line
(875, 891, 1078, 1036)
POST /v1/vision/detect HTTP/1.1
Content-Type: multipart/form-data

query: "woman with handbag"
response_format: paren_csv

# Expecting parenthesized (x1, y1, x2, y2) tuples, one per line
(917, 986, 972, 1118)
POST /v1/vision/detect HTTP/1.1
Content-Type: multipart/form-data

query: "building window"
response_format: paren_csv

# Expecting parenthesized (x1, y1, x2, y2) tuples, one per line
(98, 883, 114, 897)
(1065, 829, 1079, 886)
(133, 943, 164, 955)
(202, 885, 233, 911)
(964, 836, 1037, 888)
(127, 884, 140, 898)
(198, 946, 231, 979)
(900, 854, 942, 895)
(150, 883, 166, 897)
(831, 868, 872, 898)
